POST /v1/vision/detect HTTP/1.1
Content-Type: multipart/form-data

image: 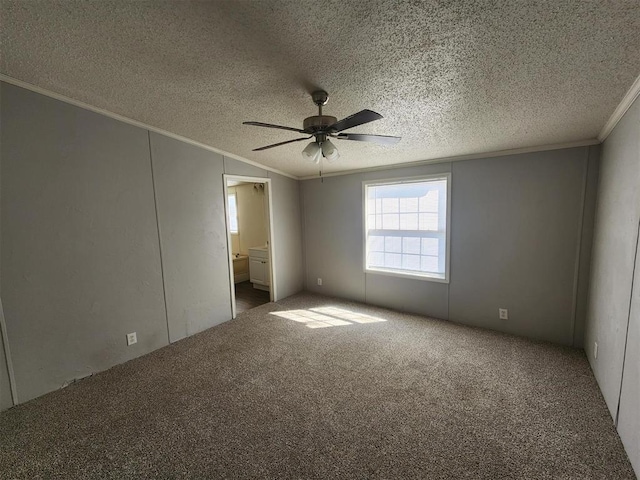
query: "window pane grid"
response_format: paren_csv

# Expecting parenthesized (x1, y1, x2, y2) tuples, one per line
(365, 178, 448, 280)
(367, 233, 443, 275)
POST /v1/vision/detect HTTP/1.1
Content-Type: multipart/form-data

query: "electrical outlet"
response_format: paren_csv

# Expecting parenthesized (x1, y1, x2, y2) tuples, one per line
(594, 342, 598, 359)
(126, 332, 137, 346)
(499, 308, 509, 320)
(317, 278, 323, 286)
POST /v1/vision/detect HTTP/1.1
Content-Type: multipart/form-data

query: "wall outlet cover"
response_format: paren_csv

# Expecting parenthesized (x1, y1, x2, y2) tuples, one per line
(126, 332, 137, 346)
(594, 341, 598, 359)
(317, 278, 322, 286)
(499, 308, 509, 320)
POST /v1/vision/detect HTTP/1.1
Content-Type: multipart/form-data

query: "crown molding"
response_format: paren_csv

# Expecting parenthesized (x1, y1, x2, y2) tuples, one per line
(299, 139, 601, 180)
(0, 74, 297, 180)
(1, 74, 609, 182)
(598, 73, 640, 142)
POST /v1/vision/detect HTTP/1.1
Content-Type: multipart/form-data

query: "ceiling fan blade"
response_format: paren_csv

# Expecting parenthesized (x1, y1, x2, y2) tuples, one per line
(335, 133, 401, 145)
(252, 137, 311, 151)
(329, 109, 383, 132)
(243, 121, 305, 134)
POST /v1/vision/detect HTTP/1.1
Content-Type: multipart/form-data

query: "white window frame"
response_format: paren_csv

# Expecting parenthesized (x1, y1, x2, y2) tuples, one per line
(228, 192, 239, 234)
(362, 173, 451, 283)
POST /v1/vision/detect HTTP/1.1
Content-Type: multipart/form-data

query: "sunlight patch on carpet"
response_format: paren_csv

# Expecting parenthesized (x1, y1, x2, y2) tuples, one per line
(270, 306, 387, 328)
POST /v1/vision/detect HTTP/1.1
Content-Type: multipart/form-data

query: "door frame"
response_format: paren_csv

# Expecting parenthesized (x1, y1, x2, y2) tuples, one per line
(223, 174, 277, 319)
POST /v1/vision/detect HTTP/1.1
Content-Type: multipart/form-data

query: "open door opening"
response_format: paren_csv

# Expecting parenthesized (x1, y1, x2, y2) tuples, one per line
(223, 175, 276, 318)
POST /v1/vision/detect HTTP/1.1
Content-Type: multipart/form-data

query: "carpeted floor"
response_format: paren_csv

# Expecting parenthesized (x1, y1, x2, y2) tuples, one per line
(0, 292, 635, 479)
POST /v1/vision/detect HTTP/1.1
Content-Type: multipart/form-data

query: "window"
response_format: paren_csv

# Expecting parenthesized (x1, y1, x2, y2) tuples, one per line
(364, 175, 450, 282)
(228, 193, 238, 234)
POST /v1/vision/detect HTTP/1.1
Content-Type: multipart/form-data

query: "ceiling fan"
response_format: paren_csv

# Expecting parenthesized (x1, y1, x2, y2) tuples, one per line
(242, 90, 401, 164)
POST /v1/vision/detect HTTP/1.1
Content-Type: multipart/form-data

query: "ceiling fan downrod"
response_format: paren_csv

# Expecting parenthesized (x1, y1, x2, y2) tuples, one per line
(304, 90, 337, 141)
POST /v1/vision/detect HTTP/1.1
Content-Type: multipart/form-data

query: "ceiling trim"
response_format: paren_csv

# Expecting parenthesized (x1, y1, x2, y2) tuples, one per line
(0, 74, 608, 182)
(299, 139, 601, 180)
(598, 72, 640, 142)
(0, 74, 297, 180)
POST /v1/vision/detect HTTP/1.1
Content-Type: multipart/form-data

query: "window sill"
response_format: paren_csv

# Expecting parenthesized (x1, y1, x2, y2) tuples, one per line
(365, 267, 449, 284)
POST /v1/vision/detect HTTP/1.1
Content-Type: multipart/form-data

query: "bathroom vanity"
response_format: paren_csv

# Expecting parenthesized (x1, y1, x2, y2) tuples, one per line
(232, 255, 249, 283)
(248, 246, 270, 291)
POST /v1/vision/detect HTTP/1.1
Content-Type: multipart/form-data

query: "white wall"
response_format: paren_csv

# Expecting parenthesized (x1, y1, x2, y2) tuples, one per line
(0, 81, 304, 410)
(301, 146, 597, 346)
(585, 95, 640, 474)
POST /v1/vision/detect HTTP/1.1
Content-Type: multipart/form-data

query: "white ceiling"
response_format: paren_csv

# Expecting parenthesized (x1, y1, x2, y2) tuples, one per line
(2, 1, 639, 177)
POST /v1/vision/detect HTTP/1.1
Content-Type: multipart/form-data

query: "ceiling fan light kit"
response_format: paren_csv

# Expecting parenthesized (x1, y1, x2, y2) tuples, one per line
(321, 138, 339, 162)
(302, 142, 322, 164)
(243, 90, 401, 167)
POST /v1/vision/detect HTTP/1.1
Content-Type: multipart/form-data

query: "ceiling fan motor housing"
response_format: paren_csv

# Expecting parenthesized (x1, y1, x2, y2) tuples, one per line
(303, 115, 337, 134)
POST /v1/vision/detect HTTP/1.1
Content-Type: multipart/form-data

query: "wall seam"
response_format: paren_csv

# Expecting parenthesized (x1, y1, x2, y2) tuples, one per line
(570, 148, 590, 346)
(0, 297, 18, 405)
(0, 84, 12, 407)
(299, 178, 308, 291)
(615, 214, 640, 426)
(447, 163, 453, 320)
(147, 131, 172, 345)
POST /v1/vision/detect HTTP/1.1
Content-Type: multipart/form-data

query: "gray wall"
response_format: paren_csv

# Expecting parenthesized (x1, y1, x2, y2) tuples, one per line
(302, 162, 451, 319)
(585, 95, 640, 474)
(224, 157, 267, 178)
(0, 85, 9, 409)
(449, 148, 590, 345)
(268, 173, 304, 300)
(222, 156, 305, 302)
(573, 146, 600, 348)
(0, 82, 304, 410)
(619, 245, 640, 474)
(0, 304, 13, 410)
(150, 133, 231, 343)
(301, 146, 597, 346)
(1, 83, 168, 404)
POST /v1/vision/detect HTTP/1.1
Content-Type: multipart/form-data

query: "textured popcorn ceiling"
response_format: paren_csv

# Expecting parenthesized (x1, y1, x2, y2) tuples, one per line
(2, 1, 640, 177)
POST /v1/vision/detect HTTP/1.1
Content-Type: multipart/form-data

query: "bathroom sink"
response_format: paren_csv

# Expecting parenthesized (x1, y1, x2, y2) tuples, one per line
(248, 246, 269, 259)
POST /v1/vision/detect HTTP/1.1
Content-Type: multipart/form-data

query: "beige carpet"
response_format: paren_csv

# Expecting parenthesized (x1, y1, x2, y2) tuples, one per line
(0, 292, 635, 479)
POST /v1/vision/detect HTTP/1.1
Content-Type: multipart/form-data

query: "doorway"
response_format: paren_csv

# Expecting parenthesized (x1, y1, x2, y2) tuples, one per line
(223, 175, 276, 318)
